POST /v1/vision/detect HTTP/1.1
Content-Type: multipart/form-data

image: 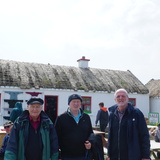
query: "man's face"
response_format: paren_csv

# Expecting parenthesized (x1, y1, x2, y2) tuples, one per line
(114, 90, 128, 109)
(69, 99, 81, 112)
(28, 103, 42, 120)
(4, 125, 13, 134)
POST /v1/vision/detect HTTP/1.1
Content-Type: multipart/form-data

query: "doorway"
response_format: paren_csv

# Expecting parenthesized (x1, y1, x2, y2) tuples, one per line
(44, 96, 58, 124)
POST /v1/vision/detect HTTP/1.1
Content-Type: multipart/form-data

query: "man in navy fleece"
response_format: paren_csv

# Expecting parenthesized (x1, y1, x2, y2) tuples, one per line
(55, 94, 93, 160)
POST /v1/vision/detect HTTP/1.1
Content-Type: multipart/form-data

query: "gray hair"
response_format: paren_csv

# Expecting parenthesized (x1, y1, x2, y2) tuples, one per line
(114, 88, 128, 98)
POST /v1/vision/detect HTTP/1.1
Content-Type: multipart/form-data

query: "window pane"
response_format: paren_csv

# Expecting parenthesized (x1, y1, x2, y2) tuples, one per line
(82, 97, 91, 104)
(83, 105, 91, 113)
(129, 98, 136, 106)
(82, 97, 91, 113)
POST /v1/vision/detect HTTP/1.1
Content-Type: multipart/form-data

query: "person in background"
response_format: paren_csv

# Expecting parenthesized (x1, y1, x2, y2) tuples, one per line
(154, 123, 160, 158)
(4, 97, 59, 160)
(95, 102, 109, 133)
(10, 102, 23, 122)
(107, 88, 150, 160)
(144, 116, 156, 138)
(0, 121, 13, 160)
(55, 94, 93, 160)
(155, 123, 160, 142)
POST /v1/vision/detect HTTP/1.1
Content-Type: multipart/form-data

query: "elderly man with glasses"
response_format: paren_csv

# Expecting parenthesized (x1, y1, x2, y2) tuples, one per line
(107, 88, 150, 160)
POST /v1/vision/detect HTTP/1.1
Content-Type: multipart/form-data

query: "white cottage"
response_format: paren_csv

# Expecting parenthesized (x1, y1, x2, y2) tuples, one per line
(0, 57, 149, 125)
(146, 79, 160, 113)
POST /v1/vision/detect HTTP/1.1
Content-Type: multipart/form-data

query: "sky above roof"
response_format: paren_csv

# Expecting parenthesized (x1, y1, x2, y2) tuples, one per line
(0, 0, 160, 85)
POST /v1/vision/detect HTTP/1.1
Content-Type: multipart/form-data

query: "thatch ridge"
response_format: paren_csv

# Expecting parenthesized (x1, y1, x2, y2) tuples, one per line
(0, 59, 149, 94)
(146, 79, 160, 97)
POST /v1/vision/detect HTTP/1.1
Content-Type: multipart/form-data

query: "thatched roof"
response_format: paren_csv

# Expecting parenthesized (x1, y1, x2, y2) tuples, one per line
(0, 59, 149, 94)
(145, 79, 160, 97)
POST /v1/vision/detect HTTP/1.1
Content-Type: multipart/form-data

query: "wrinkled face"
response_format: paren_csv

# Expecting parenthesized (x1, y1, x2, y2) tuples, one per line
(28, 103, 42, 120)
(114, 90, 128, 109)
(4, 125, 13, 134)
(69, 99, 81, 112)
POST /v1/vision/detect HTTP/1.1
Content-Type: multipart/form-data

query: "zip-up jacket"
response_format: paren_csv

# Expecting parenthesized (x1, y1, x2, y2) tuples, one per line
(4, 110, 59, 160)
(55, 108, 93, 158)
(95, 107, 108, 127)
(108, 103, 150, 160)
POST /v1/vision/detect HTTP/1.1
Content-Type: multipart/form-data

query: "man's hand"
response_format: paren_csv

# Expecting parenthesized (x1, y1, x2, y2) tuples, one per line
(84, 141, 91, 150)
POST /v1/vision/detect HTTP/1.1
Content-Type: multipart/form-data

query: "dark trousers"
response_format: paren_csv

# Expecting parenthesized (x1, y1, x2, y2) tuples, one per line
(100, 124, 107, 132)
(100, 124, 107, 137)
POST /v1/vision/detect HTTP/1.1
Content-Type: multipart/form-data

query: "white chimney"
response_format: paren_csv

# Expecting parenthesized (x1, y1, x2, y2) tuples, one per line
(77, 56, 90, 68)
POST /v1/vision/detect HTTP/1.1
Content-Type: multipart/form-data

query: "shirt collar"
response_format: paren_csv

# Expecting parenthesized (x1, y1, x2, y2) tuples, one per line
(68, 108, 82, 123)
(117, 108, 125, 114)
(29, 115, 41, 122)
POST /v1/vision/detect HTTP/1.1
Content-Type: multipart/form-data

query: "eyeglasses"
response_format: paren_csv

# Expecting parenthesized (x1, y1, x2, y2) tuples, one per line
(4, 126, 11, 129)
(70, 100, 81, 104)
(29, 105, 42, 110)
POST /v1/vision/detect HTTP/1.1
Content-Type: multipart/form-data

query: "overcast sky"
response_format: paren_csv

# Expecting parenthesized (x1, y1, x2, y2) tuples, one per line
(0, 0, 160, 84)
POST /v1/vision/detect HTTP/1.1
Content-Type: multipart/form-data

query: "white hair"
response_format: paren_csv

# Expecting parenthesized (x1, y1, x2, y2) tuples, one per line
(114, 88, 128, 98)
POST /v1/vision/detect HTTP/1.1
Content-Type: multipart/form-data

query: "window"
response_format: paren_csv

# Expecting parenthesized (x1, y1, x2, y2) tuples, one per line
(81, 96, 92, 114)
(129, 98, 136, 106)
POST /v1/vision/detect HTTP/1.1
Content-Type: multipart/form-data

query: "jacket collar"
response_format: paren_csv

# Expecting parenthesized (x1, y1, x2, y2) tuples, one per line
(17, 110, 50, 123)
(109, 102, 134, 115)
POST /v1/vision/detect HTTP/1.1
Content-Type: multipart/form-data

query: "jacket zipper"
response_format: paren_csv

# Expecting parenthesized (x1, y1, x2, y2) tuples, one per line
(118, 118, 121, 160)
(67, 110, 83, 124)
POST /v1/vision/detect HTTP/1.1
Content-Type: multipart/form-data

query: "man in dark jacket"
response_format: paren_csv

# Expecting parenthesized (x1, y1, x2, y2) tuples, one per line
(95, 102, 108, 132)
(107, 88, 150, 160)
(4, 97, 59, 160)
(55, 94, 93, 160)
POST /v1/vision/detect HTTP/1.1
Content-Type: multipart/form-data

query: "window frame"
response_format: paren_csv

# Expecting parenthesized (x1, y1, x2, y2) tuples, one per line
(128, 98, 136, 106)
(81, 96, 92, 114)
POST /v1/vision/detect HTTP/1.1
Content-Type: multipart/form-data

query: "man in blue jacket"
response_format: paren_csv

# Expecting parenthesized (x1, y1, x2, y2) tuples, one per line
(107, 88, 150, 160)
(0, 121, 13, 159)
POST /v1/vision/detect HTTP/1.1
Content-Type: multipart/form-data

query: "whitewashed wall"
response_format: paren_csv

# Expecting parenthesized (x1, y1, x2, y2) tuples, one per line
(0, 87, 149, 126)
(128, 93, 150, 116)
(150, 97, 160, 113)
